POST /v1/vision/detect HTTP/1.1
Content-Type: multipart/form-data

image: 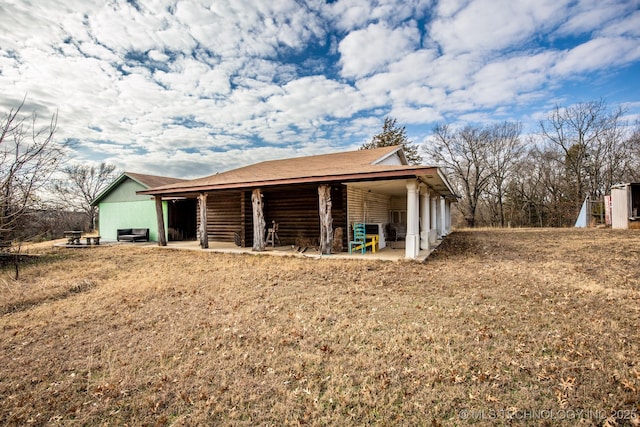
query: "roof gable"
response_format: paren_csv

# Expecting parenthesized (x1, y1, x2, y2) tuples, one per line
(91, 172, 185, 205)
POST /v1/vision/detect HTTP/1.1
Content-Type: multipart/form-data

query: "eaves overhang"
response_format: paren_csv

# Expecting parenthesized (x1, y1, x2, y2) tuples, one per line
(137, 167, 442, 197)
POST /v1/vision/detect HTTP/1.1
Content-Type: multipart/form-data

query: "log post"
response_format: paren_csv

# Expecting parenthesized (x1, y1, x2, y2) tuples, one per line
(155, 196, 167, 246)
(252, 189, 265, 251)
(318, 184, 333, 254)
(199, 192, 208, 249)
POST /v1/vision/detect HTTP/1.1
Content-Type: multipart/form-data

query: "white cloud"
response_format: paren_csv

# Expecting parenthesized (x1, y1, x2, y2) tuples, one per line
(324, 0, 430, 31)
(429, 0, 569, 54)
(391, 105, 443, 124)
(469, 52, 556, 103)
(0, 0, 638, 179)
(555, 0, 631, 36)
(339, 22, 421, 78)
(553, 37, 640, 75)
(599, 9, 640, 37)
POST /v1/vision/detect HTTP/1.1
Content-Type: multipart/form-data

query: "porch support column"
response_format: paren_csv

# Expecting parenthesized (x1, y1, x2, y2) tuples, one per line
(198, 192, 208, 249)
(419, 184, 430, 251)
(440, 196, 447, 236)
(318, 184, 333, 255)
(154, 196, 167, 246)
(430, 195, 438, 245)
(405, 180, 420, 259)
(252, 189, 265, 251)
(435, 195, 442, 239)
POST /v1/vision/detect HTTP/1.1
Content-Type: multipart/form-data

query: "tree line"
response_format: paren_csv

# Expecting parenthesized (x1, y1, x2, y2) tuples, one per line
(367, 101, 640, 228)
(3, 97, 639, 256)
(1, 98, 118, 252)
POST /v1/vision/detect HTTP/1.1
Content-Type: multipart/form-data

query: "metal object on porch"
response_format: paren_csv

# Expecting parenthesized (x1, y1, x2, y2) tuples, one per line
(266, 221, 280, 247)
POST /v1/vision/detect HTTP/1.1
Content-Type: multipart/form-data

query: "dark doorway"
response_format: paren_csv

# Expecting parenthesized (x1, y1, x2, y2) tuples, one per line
(631, 184, 640, 218)
(168, 199, 197, 241)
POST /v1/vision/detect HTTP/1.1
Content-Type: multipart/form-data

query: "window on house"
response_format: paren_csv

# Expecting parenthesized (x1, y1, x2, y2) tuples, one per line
(389, 210, 406, 225)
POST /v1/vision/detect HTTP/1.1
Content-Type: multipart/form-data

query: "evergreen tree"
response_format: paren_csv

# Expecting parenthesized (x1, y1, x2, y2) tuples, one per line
(361, 117, 422, 164)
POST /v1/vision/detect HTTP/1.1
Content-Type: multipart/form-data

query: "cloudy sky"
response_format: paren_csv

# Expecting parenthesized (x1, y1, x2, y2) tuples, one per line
(1, 0, 639, 178)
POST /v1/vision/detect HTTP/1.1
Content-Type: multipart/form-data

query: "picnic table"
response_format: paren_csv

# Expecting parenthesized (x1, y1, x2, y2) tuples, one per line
(64, 231, 82, 245)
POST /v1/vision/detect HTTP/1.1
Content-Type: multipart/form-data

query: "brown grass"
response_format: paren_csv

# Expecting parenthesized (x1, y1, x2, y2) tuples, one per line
(1, 229, 639, 426)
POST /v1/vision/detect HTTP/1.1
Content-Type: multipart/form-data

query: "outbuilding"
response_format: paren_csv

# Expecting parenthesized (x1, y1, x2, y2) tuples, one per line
(611, 183, 640, 229)
(91, 172, 196, 242)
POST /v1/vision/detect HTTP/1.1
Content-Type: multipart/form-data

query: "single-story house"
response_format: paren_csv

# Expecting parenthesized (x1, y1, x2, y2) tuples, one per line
(611, 183, 640, 229)
(137, 145, 458, 259)
(91, 172, 196, 242)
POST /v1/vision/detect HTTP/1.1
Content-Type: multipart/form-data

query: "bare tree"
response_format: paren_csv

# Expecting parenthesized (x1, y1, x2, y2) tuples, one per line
(485, 122, 524, 227)
(539, 100, 614, 215)
(54, 162, 118, 231)
(424, 124, 493, 227)
(1, 98, 66, 278)
(361, 117, 423, 164)
(625, 122, 640, 183)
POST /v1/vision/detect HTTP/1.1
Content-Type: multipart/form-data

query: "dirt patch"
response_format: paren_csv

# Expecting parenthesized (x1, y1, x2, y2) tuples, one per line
(0, 229, 638, 426)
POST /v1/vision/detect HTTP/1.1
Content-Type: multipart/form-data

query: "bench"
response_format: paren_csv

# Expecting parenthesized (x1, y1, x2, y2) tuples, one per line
(84, 236, 101, 245)
(117, 228, 149, 242)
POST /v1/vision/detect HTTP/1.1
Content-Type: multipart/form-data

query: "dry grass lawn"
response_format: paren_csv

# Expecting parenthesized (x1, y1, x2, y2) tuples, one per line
(1, 229, 639, 426)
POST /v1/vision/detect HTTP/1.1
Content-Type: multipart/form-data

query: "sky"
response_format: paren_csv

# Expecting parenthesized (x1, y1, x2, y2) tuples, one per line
(1, 0, 639, 179)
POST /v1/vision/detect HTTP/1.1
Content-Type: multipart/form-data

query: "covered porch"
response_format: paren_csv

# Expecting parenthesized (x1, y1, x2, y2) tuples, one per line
(158, 238, 439, 261)
(137, 146, 458, 260)
(150, 175, 455, 260)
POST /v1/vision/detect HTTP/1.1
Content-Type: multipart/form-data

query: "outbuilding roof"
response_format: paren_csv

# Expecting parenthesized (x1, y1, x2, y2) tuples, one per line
(91, 172, 185, 206)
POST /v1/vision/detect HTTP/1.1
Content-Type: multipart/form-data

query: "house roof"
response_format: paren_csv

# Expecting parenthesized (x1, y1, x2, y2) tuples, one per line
(91, 172, 185, 206)
(138, 145, 458, 198)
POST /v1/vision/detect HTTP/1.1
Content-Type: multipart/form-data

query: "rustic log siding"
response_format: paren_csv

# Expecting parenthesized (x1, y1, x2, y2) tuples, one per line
(333, 185, 348, 250)
(242, 191, 253, 247)
(193, 186, 348, 249)
(263, 186, 319, 246)
(195, 191, 242, 243)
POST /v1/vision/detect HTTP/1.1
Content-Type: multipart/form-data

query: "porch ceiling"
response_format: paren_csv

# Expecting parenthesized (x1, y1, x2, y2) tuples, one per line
(347, 179, 408, 196)
(346, 172, 455, 198)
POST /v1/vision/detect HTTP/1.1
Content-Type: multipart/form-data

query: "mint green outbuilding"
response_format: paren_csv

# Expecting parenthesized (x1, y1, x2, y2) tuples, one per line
(91, 172, 190, 242)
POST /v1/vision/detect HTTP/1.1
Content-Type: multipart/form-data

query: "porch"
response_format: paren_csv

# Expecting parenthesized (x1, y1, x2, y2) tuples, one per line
(156, 239, 440, 261)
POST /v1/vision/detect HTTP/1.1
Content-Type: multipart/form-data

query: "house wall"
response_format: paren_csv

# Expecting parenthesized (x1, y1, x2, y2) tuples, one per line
(263, 185, 347, 247)
(98, 199, 168, 241)
(99, 178, 150, 203)
(197, 191, 243, 243)
(97, 177, 169, 241)
(346, 186, 391, 241)
(375, 152, 404, 166)
(198, 185, 347, 249)
(242, 191, 252, 247)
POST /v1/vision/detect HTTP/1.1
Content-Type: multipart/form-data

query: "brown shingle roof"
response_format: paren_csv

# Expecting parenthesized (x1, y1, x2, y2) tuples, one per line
(141, 145, 432, 194)
(125, 172, 186, 188)
(135, 145, 457, 198)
